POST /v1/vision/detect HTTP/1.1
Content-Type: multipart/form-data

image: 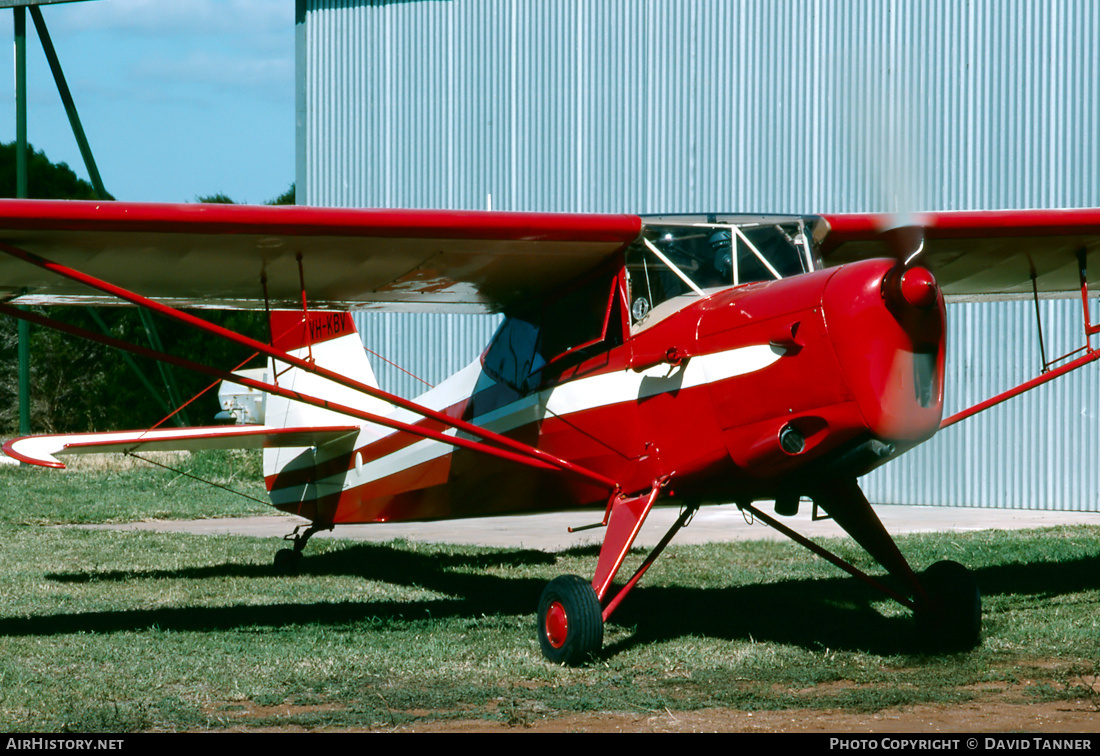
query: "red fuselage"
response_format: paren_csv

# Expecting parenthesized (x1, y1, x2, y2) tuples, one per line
(269, 257, 946, 525)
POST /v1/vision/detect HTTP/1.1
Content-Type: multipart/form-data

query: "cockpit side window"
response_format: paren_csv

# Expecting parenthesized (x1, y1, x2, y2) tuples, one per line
(482, 316, 542, 392)
(483, 272, 622, 394)
(626, 242, 693, 322)
(738, 224, 807, 281)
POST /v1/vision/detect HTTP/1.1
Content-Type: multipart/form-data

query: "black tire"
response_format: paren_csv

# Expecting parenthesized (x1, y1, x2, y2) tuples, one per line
(536, 575, 603, 665)
(915, 560, 981, 652)
(273, 548, 301, 573)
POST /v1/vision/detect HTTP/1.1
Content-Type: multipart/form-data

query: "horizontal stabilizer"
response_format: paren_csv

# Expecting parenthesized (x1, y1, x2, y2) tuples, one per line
(3, 425, 360, 469)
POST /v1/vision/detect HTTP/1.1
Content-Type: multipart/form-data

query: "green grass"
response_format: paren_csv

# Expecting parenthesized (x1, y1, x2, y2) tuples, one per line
(2, 454, 1099, 730)
(0, 449, 267, 525)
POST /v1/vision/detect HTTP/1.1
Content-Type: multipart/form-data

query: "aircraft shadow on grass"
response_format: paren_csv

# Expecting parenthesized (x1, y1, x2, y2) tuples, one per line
(4, 541, 1098, 659)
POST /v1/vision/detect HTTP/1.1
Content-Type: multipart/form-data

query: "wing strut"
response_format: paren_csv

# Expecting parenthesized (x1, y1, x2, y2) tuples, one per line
(0, 302, 603, 481)
(942, 246, 1100, 429)
(1030, 269, 1049, 371)
(0, 241, 620, 494)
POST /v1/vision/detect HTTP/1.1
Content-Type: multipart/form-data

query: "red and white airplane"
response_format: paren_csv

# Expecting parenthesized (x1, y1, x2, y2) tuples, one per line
(2, 199, 1099, 664)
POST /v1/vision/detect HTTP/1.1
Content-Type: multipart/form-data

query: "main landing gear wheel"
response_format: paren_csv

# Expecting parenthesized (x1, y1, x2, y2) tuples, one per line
(273, 548, 302, 573)
(915, 560, 981, 652)
(537, 575, 603, 666)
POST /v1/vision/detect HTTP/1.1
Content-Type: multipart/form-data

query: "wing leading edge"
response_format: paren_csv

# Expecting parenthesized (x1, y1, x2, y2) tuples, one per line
(819, 208, 1100, 300)
(0, 200, 642, 313)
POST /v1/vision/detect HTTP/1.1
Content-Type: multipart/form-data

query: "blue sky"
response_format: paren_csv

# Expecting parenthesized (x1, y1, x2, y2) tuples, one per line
(0, 0, 295, 204)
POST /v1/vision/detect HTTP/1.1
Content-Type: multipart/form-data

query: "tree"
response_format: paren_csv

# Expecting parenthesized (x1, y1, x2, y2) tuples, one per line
(195, 192, 235, 204)
(195, 184, 295, 205)
(267, 184, 295, 205)
(0, 141, 112, 200)
(0, 309, 113, 433)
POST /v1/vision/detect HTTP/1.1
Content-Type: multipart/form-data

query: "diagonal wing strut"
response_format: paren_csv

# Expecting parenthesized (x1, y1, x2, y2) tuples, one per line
(0, 240, 621, 495)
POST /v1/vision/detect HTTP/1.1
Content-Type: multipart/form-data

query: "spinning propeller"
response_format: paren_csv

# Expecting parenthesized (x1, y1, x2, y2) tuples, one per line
(872, 93, 938, 310)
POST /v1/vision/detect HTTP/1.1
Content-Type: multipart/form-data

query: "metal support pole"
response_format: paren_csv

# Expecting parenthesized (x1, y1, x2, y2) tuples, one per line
(87, 309, 176, 419)
(137, 309, 189, 426)
(15, 7, 30, 435)
(941, 338, 1100, 429)
(23, 5, 189, 428)
(14, 7, 27, 198)
(738, 501, 916, 609)
(601, 504, 698, 622)
(1076, 247, 1100, 345)
(29, 5, 108, 199)
(17, 315, 29, 434)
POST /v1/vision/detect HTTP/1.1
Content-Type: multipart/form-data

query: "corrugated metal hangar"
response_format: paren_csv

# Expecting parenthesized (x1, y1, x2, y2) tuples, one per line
(294, 0, 1100, 510)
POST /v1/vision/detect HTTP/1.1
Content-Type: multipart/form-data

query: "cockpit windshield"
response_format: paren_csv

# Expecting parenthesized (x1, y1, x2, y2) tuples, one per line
(627, 214, 819, 325)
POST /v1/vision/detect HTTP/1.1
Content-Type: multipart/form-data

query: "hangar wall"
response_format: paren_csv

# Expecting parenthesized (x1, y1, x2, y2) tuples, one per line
(297, 0, 1100, 509)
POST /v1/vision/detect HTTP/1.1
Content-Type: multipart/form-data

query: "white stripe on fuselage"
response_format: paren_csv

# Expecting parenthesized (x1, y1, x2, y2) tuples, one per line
(274, 344, 782, 497)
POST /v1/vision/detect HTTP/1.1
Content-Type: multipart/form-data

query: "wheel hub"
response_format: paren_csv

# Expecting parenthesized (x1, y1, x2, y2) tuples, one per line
(544, 600, 569, 648)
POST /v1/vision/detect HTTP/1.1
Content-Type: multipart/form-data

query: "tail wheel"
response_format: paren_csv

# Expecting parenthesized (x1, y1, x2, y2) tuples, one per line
(537, 575, 603, 665)
(915, 560, 981, 652)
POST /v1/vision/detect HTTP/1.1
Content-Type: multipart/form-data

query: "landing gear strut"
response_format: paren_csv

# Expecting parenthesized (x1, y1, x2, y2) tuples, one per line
(273, 521, 332, 571)
(810, 481, 982, 651)
(748, 479, 982, 652)
(536, 481, 693, 665)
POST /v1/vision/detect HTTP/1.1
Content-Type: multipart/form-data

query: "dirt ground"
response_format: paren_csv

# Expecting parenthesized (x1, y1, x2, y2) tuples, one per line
(224, 691, 1098, 733)
(389, 699, 1099, 733)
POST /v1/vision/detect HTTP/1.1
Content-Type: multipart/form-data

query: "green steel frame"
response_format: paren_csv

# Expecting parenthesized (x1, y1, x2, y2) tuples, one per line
(10, 1, 190, 433)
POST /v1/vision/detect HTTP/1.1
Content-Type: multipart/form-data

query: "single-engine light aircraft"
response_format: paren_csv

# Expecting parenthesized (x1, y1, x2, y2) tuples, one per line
(2, 200, 1100, 664)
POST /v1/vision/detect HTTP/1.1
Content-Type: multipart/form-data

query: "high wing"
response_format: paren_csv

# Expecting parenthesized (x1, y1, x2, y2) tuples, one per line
(818, 208, 1100, 299)
(0, 199, 641, 312)
(6, 200, 1100, 308)
(3, 425, 360, 469)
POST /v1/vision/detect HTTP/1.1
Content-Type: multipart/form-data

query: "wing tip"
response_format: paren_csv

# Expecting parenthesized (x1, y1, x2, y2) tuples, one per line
(2, 437, 65, 469)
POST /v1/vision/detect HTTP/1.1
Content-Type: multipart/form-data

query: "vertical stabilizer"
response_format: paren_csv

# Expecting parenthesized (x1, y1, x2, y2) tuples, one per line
(265, 310, 392, 419)
(263, 311, 391, 508)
